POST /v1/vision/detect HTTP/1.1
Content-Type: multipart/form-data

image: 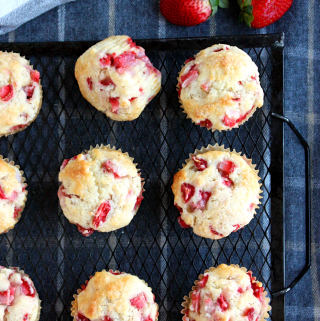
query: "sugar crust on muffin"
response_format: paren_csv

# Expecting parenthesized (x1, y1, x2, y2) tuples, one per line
(182, 264, 270, 321)
(0, 157, 27, 234)
(0, 51, 42, 136)
(75, 35, 161, 121)
(172, 146, 261, 239)
(71, 270, 158, 321)
(177, 44, 263, 131)
(0, 266, 41, 321)
(58, 145, 143, 236)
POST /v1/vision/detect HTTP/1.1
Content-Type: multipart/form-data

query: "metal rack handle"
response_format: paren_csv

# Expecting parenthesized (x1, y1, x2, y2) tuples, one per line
(271, 113, 311, 296)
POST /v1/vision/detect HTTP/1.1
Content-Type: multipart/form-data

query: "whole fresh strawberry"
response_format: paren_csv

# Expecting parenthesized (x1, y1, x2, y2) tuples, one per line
(238, 0, 292, 28)
(160, 0, 229, 27)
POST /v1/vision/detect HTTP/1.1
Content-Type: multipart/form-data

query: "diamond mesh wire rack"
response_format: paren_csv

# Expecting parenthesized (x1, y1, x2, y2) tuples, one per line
(0, 34, 304, 321)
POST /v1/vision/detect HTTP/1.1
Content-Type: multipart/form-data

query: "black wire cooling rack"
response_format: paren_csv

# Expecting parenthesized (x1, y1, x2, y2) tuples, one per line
(0, 34, 311, 321)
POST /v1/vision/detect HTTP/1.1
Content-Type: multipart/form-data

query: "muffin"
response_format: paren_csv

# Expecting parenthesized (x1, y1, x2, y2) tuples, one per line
(0, 266, 41, 321)
(58, 145, 143, 236)
(182, 264, 270, 321)
(0, 157, 28, 234)
(75, 35, 161, 121)
(71, 270, 158, 321)
(171, 145, 261, 239)
(0, 51, 42, 136)
(177, 44, 263, 131)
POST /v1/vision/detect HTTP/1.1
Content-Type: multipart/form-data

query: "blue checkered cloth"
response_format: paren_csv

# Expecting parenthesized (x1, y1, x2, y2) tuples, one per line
(0, 0, 318, 320)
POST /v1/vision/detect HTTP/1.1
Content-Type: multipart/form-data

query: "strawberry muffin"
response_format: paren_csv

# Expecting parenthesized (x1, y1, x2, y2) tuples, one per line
(182, 264, 270, 321)
(58, 145, 143, 236)
(177, 44, 263, 131)
(0, 51, 42, 136)
(171, 145, 261, 239)
(0, 266, 41, 321)
(75, 35, 161, 121)
(71, 270, 158, 321)
(0, 157, 27, 234)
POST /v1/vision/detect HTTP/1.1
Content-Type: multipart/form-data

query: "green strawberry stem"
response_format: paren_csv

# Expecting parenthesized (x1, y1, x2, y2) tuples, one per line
(237, 0, 254, 27)
(210, 0, 229, 16)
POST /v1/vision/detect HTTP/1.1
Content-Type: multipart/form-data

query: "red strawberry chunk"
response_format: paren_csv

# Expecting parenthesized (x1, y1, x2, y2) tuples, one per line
(197, 119, 213, 129)
(197, 191, 211, 210)
(0, 186, 17, 202)
(92, 201, 111, 228)
(191, 155, 208, 171)
(209, 226, 223, 237)
(127, 37, 138, 48)
(222, 178, 233, 187)
(100, 77, 115, 87)
(102, 160, 121, 178)
(233, 224, 242, 232)
(23, 314, 29, 321)
(181, 183, 195, 203)
(130, 292, 147, 309)
(21, 278, 35, 297)
(223, 115, 237, 128)
(80, 281, 88, 292)
(109, 270, 121, 275)
(134, 189, 144, 210)
(57, 185, 71, 199)
(214, 48, 224, 52)
(180, 66, 198, 89)
(201, 83, 209, 92)
(109, 97, 120, 113)
(9, 124, 26, 132)
(217, 161, 235, 176)
(23, 85, 35, 100)
(232, 97, 241, 101)
(217, 294, 229, 311)
(204, 297, 214, 314)
(76, 313, 90, 321)
(174, 203, 183, 213)
(0, 287, 15, 305)
(178, 216, 190, 228)
(30, 70, 40, 83)
(0, 84, 14, 102)
(139, 88, 143, 94)
(0, 186, 7, 200)
(129, 97, 137, 102)
(86, 78, 93, 91)
(251, 75, 257, 82)
(13, 207, 21, 219)
(113, 51, 136, 72)
(76, 224, 94, 237)
(249, 203, 255, 211)
(100, 54, 113, 67)
(103, 316, 113, 321)
(237, 287, 244, 293)
(247, 272, 264, 301)
(244, 307, 255, 321)
(143, 317, 153, 321)
(191, 289, 200, 313)
(223, 106, 254, 128)
(184, 57, 195, 64)
(198, 274, 208, 288)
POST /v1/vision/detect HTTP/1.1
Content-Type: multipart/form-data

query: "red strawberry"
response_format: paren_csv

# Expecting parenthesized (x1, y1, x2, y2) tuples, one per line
(130, 293, 147, 309)
(160, 0, 229, 27)
(238, 0, 292, 28)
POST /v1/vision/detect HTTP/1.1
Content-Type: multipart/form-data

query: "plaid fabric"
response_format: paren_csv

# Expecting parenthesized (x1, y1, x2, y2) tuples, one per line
(0, 0, 318, 320)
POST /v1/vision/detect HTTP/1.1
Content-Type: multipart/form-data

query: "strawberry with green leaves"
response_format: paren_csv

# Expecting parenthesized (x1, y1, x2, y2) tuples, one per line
(160, 0, 229, 27)
(238, 0, 292, 28)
